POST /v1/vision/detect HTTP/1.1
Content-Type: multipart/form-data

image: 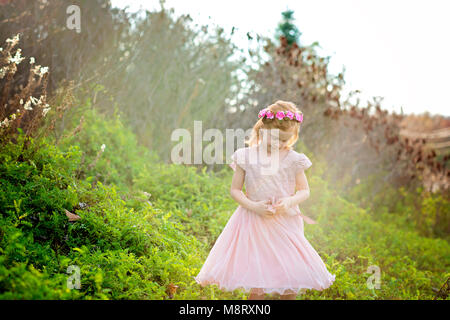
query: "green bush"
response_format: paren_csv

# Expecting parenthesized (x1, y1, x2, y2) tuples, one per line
(1, 106, 448, 300)
(0, 132, 206, 299)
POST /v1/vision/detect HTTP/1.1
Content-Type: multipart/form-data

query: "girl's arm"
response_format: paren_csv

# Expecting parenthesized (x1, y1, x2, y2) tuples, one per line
(290, 169, 311, 205)
(274, 169, 310, 212)
(287, 170, 317, 223)
(229, 164, 256, 211)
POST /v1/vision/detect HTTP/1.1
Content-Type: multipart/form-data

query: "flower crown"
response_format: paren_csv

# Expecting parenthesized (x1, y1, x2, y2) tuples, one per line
(258, 108, 303, 123)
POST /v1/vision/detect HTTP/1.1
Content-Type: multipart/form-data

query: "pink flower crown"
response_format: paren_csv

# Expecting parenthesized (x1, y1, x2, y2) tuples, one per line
(258, 108, 303, 123)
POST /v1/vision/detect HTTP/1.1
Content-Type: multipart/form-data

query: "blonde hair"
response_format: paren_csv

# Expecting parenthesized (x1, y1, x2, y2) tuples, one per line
(245, 100, 302, 150)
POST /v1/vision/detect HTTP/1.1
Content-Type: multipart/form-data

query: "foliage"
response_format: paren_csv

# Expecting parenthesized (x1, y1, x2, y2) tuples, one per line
(274, 9, 302, 47)
(0, 105, 448, 300)
(0, 34, 51, 147)
(91, 6, 245, 161)
(0, 0, 131, 94)
(0, 2, 448, 301)
(227, 9, 449, 204)
(347, 178, 450, 240)
(56, 103, 158, 190)
(1, 0, 248, 163)
(0, 132, 207, 299)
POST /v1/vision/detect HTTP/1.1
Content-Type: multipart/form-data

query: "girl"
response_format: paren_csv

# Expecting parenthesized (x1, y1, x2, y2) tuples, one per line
(194, 100, 335, 300)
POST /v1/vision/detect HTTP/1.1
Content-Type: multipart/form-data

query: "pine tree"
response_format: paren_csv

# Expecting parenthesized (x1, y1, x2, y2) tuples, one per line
(275, 9, 301, 47)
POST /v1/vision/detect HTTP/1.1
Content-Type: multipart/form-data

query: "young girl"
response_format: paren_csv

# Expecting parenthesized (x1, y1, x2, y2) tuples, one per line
(194, 100, 335, 300)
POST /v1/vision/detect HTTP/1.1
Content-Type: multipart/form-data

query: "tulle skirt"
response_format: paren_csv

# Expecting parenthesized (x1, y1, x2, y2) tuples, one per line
(194, 205, 336, 296)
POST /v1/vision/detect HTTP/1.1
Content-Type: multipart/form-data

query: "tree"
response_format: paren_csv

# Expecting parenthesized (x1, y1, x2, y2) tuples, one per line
(0, 0, 131, 94)
(274, 9, 302, 47)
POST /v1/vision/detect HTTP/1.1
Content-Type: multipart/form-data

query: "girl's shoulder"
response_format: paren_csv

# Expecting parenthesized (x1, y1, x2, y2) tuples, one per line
(229, 145, 252, 171)
(288, 150, 312, 172)
(233, 145, 252, 157)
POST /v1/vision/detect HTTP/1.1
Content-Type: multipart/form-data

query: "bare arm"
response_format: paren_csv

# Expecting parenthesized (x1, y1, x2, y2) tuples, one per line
(229, 164, 256, 211)
(273, 169, 311, 214)
(289, 169, 311, 206)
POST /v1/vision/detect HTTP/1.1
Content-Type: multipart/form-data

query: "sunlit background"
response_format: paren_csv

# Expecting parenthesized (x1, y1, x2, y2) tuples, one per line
(112, 0, 450, 117)
(0, 0, 448, 301)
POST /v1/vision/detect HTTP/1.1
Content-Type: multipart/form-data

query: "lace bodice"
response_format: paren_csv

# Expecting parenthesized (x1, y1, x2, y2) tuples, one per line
(229, 145, 312, 202)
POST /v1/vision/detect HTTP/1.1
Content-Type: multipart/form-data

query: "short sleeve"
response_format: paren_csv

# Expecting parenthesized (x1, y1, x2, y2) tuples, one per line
(229, 147, 247, 172)
(294, 153, 312, 173)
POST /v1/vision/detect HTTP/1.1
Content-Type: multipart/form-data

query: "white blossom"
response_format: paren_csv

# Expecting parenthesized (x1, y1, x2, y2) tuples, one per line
(5, 34, 20, 45)
(30, 57, 35, 64)
(24, 99, 33, 110)
(0, 67, 6, 79)
(101, 144, 106, 152)
(20, 99, 23, 105)
(38, 96, 45, 105)
(39, 66, 49, 76)
(0, 117, 9, 128)
(30, 96, 39, 105)
(31, 65, 41, 74)
(42, 106, 51, 117)
(8, 49, 25, 65)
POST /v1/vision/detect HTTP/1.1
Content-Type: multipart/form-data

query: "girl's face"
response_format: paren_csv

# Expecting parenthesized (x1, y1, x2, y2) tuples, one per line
(261, 128, 293, 151)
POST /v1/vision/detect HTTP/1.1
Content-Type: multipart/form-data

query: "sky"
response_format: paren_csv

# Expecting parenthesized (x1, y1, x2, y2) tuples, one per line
(111, 0, 450, 117)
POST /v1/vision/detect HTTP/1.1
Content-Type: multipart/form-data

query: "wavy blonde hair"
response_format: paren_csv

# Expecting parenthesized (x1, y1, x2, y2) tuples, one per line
(245, 100, 302, 150)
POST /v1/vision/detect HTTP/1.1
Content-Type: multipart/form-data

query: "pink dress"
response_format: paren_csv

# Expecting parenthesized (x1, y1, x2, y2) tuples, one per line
(194, 145, 336, 296)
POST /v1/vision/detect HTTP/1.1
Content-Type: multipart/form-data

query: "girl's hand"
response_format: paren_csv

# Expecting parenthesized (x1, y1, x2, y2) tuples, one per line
(273, 196, 296, 215)
(251, 199, 277, 217)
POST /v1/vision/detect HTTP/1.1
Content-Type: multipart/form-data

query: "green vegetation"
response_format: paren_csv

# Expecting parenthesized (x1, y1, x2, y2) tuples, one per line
(0, 1, 448, 301)
(1, 105, 448, 300)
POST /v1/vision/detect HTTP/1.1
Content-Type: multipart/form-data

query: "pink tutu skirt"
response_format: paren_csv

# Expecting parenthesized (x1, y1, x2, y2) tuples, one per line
(194, 205, 336, 296)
